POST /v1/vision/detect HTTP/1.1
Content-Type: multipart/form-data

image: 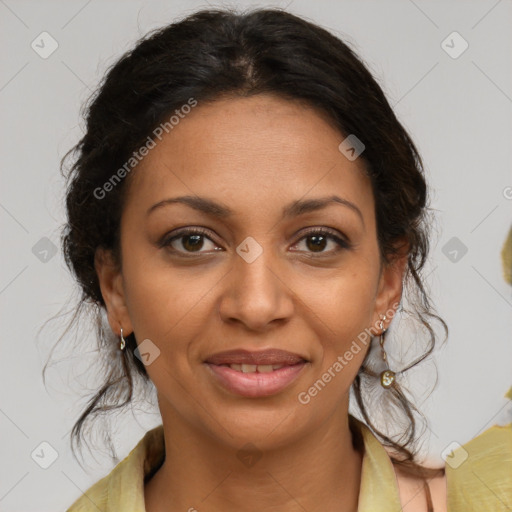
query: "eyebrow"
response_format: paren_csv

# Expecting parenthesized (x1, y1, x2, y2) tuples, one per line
(147, 194, 365, 227)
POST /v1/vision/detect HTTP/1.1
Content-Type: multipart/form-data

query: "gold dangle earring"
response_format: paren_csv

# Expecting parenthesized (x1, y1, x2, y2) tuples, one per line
(119, 327, 126, 351)
(378, 315, 395, 388)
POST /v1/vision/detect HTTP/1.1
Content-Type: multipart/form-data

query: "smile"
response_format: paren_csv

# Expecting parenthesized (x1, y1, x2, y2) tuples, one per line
(204, 360, 307, 398)
(219, 363, 287, 372)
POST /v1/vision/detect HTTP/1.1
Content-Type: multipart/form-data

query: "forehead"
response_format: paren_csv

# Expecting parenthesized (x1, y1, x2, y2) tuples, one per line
(124, 94, 374, 224)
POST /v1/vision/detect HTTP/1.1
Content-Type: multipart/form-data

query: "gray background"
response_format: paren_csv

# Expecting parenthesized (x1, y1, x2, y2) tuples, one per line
(1, 0, 511, 510)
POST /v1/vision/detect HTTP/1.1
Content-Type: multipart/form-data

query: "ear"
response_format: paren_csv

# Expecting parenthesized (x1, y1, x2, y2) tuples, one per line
(372, 242, 409, 330)
(94, 247, 133, 336)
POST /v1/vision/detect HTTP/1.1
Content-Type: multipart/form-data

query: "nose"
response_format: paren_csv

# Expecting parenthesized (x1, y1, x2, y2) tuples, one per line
(218, 243, 295, 332)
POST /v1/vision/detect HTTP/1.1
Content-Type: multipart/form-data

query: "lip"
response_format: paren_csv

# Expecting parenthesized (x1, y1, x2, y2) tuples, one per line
(205, 361, 307, 398)
(204, 348, 307, 366)
(204, 348, 309, 398)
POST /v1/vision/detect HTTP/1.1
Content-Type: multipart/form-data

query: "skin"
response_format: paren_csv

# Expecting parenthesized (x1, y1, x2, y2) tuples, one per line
(95, 93, 409, 512)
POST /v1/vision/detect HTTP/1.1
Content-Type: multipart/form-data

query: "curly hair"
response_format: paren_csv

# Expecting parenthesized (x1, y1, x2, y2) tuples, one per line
(51, 7, 448, 480)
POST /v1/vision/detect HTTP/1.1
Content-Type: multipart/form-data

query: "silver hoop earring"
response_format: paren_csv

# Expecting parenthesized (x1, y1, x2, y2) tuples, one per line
(119, 328, 126, 351)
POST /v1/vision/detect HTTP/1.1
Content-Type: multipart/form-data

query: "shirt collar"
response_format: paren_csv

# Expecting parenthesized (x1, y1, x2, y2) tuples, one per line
(106, 415, 402, 511)
(353, 416, 403, 511)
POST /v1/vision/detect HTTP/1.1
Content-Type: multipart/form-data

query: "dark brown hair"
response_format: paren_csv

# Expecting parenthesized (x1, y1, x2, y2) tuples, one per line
(51, 6, 448, 482)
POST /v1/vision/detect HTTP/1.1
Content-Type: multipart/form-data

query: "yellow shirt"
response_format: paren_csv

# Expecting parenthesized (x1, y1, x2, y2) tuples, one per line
(66, 417, 512, 511)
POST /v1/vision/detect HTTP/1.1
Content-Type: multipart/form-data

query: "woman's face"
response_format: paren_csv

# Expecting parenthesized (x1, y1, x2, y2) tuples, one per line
(96, 94, 405, 450)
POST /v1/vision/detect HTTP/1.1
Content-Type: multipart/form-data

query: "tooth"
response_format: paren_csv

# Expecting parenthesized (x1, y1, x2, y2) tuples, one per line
(257, 365, 273, 373)
(241, 364, 257, 373)
(272, 364, 284, 370)
(230, 364, 242, 371)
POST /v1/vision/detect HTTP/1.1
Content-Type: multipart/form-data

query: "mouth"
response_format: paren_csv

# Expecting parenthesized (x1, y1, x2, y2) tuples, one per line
(204, 348, 308, 366)
(214, 363, 293, 373)
(204, 349, 309, 398)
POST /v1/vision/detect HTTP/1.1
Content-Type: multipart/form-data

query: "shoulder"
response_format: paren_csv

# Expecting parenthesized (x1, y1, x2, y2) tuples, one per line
(445, 422, 512, 511)
(394, 422, 512, 512)
(66, 425, 165, 512)
(65, 468, 112, 512)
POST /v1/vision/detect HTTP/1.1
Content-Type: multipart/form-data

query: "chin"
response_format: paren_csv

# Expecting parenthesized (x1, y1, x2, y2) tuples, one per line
(205, 404, 309, 449)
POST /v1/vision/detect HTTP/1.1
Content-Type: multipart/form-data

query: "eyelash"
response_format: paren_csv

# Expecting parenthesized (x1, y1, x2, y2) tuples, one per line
(159, 227, 352, 257)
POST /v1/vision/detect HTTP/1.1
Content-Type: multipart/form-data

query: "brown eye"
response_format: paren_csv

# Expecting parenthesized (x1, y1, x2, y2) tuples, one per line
(292, 229, 351, 255)
(305, 234, 328, 252)
(159, 228, 222, 255)
(180, 234, 205, 252)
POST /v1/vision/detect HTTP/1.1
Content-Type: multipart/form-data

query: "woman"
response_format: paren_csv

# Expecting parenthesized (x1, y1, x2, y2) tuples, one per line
(61, 8, 511, 512)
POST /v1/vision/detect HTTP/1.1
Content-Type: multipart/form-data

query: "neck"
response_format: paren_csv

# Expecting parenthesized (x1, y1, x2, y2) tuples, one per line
(145, 401, 364, 512)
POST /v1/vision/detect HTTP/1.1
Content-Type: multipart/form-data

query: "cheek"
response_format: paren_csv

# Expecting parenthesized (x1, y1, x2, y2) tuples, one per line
(122, 270, 212, 397)
(121, 250, 222, 365)
(119, 224, 203, 332)
(123, 269, 207, 336)
(294, 277, 376, 408)
(296, 264, 378, 382)
(301, 263, 378, 333)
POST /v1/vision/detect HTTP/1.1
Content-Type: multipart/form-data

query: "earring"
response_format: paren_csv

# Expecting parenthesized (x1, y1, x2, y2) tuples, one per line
(378, 315, 395, 388)
(119, 327, 126, 351)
